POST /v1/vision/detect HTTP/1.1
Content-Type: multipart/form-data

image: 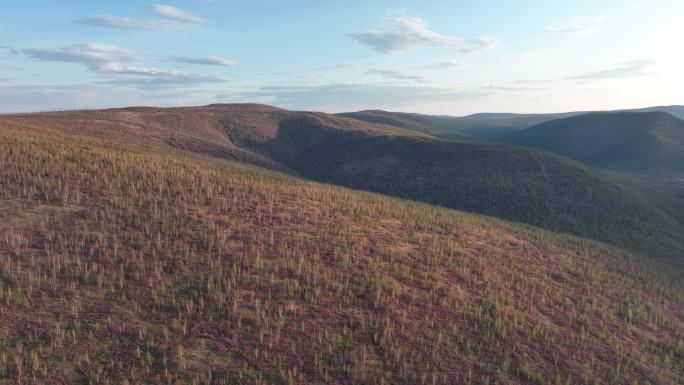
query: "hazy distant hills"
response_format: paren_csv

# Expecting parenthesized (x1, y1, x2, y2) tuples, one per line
(341, 105, 684, 142)
(2, 104, 682, 255)
(339, 110, 579, 141)
(506, 111, 684, 176)
(337, 110, 469, 140)
(430, 111, 582, 140)
(627, 105, 684, 120)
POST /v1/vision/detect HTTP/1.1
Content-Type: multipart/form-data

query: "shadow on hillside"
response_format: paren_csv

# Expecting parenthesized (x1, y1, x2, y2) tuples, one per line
(239, 117, 684, 258)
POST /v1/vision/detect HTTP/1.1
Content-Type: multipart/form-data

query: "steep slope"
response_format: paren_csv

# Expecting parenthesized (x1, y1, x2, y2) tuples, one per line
(209, 108, 682, 255)
(2, 105, 682, 255)
(608, 171, 684, 231)
(0, 122, 683, 385)
(243, 126, 683, 255)
(507, 111, 684, 176)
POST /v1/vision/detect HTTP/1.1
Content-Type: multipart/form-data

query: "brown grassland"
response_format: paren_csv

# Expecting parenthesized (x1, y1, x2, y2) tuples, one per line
(0, 110, 682, 384)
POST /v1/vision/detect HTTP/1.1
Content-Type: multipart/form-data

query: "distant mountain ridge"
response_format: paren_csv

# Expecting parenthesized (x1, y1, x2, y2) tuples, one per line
(506, 111, 684, 176)
(340, 105, 684, 141)
(625, 105, 684, 120)
(462, 105, 684, 121)
(338, 110, 567, 141)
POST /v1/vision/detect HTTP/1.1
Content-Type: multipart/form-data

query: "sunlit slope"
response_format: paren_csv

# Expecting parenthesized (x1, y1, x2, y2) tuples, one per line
(1, 105, 682, 256)
(0, 121, 683, 385)
(234, 115, 684, 256)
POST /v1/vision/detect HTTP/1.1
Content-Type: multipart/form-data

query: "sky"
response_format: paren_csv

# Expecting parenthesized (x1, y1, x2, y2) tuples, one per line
(1, 0, 682, 115)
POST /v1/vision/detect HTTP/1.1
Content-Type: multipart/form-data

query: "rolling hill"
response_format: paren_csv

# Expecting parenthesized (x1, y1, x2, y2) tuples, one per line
(337, 110, 468, 140)
(627, 105, 684, 120)
(339, 110, 582, 141)
(506, 111, 684, 176)
(0, 114, 683, 384)
(340, 106, 684, 142)
(2, 105, 682, 255)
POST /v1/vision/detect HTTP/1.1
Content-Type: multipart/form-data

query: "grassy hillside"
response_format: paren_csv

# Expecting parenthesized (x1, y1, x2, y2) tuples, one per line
(2, 105, 682, 257)
(506, 111, 684, 176)
(1, 119, 683, 385)
(337, 110, 468, 140)
(234, 115, 684, 256)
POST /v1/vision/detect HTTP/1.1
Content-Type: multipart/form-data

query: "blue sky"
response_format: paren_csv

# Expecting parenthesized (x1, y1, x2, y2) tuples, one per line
(1, 0, 682, 114)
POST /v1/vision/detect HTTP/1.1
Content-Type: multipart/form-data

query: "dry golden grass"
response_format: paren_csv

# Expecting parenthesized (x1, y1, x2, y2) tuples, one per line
(0, 118, 682, 385)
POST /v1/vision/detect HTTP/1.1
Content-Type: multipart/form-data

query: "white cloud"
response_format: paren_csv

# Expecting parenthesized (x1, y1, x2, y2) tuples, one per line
(19, 44, 235, 72)
(349, 15, 500, 54)
(80, 4, 206, 30)
(544, 16, 606, 35)
(484, 83, 544, 92)
(0, 84, 213, 112)
(99, 63, 186, 77)
(364, 69, 424, 82)
(97, 63, 229, 86)
(432, 60, 465, 69)
(19, 44, 138, 66)
(79, 16, 189, 30)
(569, 60, 654, 80)
(18, 43, 229, 89)
(177, 56, 237, 66)
(148, 5, 206, 24)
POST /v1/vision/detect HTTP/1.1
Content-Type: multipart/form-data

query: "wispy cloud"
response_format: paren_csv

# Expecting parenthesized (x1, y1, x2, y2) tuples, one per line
(98, 63, 228, 84)
(349, 14, 499, 54)
(431, 60, 465, 69)
(569, 60, 654, 80)
(79, 16, 185, 30)
(80, 4, 206, 30)
(240, 83, 485, 111)
(0, 84, 209, 112)
(364, 69, 424, 82)
(176, 56, 237, 67)
(18, 43, 229, 89)
(19, 44, 138, 67)
(544, 16, 606, 35)
(148, 4, 206, 24)
(484, 83, 544, 92)
(514, 78, 559, 85)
